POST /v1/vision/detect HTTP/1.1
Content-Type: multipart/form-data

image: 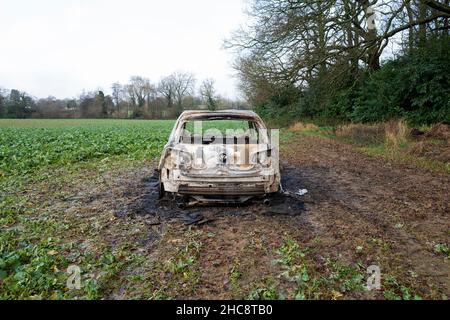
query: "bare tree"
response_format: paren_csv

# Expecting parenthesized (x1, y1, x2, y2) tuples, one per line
(158, 72, 196, 115)
(226, 0, 450, 89)
(199, 78, 218, 110)
(125, 76, 155, 117)
(111, 82, 122, 116)
(158, 75, 176, 109)
(0, 88, 5, 117)
(173, 72, 196, 114)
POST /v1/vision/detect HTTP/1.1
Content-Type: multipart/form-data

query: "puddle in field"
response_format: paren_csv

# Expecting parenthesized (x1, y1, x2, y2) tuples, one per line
(113, 164, 306, 225)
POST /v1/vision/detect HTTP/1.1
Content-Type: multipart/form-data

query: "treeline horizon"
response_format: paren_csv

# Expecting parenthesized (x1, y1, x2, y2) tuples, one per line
(2, 1, 450, 125)
(0, 72, 250, 120)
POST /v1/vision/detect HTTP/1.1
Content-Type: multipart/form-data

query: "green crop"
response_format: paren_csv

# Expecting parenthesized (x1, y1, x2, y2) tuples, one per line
(0, 119, 174, 177)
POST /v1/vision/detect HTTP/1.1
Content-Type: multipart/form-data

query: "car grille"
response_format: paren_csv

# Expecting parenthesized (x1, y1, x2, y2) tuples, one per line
(178, 183, 265, 195)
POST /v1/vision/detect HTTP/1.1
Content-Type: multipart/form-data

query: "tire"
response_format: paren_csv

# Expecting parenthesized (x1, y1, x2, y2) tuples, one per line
(157, 173, 165, 199)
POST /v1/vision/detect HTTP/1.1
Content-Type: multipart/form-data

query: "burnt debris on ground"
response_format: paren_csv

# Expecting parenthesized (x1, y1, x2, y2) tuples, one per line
(112, 164, 307, 225)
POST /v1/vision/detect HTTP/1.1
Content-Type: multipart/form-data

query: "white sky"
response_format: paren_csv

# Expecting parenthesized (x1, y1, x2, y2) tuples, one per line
(0, 0, 247, 99)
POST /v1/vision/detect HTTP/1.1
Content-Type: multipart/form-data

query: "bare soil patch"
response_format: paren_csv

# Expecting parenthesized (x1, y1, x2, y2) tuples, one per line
(20, 135, 449, 299)
(96, 134, 449, 298)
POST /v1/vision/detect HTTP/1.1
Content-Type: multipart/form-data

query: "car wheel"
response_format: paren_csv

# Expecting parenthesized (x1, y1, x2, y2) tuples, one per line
(157, 173, 165, 199)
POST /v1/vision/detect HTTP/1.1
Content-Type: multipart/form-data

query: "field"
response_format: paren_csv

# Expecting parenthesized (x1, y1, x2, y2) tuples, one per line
(0, 119, 173, 177)
(0, 119, 449, 299)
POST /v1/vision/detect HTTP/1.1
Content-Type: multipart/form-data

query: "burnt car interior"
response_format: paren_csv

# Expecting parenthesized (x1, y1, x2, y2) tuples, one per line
(179, 119, 261, 145)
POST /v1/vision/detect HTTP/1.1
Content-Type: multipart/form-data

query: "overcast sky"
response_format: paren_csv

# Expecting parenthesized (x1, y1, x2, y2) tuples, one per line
(0, 0, 247, 99)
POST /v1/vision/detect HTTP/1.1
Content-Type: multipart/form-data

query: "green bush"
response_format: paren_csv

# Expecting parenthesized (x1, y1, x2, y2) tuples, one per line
(255, 85, 300, 126)
(256, 35, 450, 127)
(351, 36, 450, 125)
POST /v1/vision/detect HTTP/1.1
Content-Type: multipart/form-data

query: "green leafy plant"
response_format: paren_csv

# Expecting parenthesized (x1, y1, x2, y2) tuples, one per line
(434, 243, 450, 259)
(383, 275, 422, 300)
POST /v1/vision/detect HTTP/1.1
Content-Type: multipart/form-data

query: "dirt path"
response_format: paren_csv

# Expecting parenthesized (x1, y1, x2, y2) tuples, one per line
(279, 136, 450, 298)
(22, 134, 449, 299)
(102, 134, 449, 299)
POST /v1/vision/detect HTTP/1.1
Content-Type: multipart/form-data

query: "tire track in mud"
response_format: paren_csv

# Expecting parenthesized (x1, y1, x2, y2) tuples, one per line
(105, 135, 449, 298)
(282, 136, 450, 295)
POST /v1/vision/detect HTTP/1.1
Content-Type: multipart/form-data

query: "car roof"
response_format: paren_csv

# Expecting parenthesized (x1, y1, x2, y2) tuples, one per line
(178, 109, 260, 121)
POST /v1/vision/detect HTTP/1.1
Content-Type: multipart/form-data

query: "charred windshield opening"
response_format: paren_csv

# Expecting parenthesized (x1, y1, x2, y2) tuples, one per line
(178, 119, 265, 145)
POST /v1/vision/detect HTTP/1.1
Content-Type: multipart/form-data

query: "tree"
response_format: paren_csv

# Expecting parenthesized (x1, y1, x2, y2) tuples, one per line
(91, 91, 114, 118)
(225, 0, 450, 119)
(5, 89, 35, 118)
(158, 72, 196, 115)
(0, 88, 5, 117)
(199, 78, 218, 110)
(111, 82, 122, 114)
(158, 75, 176, 110)
(125, 76, 154, 117)
(77, 90, 112, 118)
(35, 96, 66, 118)
(173, 72, 195, 114)
(226, 0, 450, 85)
(79, 92, 96, 118)
(66, 99, 78, 118)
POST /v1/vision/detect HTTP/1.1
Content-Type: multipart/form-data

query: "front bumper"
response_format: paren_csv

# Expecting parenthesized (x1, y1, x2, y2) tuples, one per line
(178, 183, 266, 196)
(161, 168, 280, 195)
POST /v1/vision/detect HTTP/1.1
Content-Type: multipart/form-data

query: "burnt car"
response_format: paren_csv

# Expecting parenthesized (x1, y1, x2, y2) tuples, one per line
(157, 110, 280, 205)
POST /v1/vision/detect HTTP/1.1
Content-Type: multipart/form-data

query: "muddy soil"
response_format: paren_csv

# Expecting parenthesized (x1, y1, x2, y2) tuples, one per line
(103, 134, 449, 299)
(112, 166, 305, 222)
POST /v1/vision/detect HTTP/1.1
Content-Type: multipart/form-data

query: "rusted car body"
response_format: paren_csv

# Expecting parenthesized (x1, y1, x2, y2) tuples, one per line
(157, 110, 280, 204)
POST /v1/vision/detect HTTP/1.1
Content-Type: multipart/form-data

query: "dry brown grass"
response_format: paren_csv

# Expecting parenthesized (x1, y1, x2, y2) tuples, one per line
(407, 141, 450, 163)
(290, 122, 319, 131)
(335, 120, 410, 148)
(335, 123, 386, 145)
(385, 120, 409, 149)
(336, 120, 450, 171)
(291, 120, 449, 171)
(425, 123, 450, 143)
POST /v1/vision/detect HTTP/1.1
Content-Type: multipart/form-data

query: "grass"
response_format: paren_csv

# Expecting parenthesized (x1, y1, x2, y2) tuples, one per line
(135, 228, 204, 299)
(248, 278, 280, 300)
(256, 236, 422, 300)
(0, 160, 149, 299)
(229, 257, 243, 297)
(289, 120, 450, 174)
(360, 145, 450, 173)
(0, 118, 443, 299)
(0, 119, 175, 299)
(0, 118, 263, 299)
(434, 243, 450, 259)
(278, 238, 367, 300)
(383, 275, 422, 300)
(289, 122, 333, 139)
